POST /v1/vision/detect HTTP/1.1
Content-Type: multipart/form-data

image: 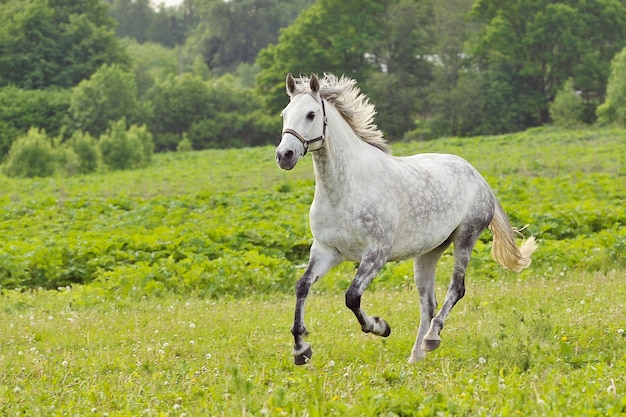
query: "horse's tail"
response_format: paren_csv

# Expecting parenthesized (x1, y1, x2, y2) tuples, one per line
(488, 199, 537, 272)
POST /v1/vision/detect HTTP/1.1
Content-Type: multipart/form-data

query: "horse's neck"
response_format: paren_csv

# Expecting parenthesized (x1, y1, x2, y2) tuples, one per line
(311, 107, 372, 200)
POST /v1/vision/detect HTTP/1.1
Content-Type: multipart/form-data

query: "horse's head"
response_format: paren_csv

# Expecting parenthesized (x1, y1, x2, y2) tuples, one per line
(275, 73, 327, 170)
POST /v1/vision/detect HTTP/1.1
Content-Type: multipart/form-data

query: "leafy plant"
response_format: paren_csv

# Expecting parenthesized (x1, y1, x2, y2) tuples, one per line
(99, 119, 154, 170)
(3, 128, 58, 178)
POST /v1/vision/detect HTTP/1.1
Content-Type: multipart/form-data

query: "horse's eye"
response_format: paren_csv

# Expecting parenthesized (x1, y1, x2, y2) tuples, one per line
(306, 111, 315, 121)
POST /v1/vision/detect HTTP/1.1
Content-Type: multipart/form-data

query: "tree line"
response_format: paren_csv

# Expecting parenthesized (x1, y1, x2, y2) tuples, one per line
(1, 0, 626, 177)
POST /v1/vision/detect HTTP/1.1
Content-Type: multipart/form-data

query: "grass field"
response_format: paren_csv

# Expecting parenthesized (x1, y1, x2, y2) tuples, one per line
(1, 270, 625, 415)
(0, 127, 625, 415)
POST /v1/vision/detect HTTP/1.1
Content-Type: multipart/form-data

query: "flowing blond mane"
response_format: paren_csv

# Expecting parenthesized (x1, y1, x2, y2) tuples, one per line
(289, 74, 390, 154)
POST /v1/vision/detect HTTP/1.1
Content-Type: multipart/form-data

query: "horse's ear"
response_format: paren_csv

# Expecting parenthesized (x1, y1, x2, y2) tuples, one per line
(286, 73, 296, 96)
(310, 74, 320, 94)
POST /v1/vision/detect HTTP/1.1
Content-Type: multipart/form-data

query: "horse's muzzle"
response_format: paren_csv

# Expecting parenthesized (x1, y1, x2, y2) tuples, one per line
(276, 148, 297, 170)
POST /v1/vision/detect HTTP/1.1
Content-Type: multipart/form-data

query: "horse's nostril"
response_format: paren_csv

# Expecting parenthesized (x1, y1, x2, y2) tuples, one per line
(284, 150, 294, 160)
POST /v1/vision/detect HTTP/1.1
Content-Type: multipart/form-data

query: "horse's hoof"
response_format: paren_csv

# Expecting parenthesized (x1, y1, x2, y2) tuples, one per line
(293, 343, 313, 365)
(373, 316, 391, 337)
(421, 338, 441, 352)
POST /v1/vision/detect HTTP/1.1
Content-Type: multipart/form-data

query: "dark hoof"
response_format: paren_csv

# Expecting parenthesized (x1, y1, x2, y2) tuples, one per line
(293, 343, 313, 365)
(421, 338, 441, 352)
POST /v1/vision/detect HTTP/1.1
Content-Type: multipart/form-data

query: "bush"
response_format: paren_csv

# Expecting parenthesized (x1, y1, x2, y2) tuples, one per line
(177, 134, 193, 152)
(597, 47, 626, 126)
(65, 131, 100, 174)
(188, 110, 280, 149)
(4, 129, 58, 178)
(99, 119, 154, 170)
(550, 78, 585, 127)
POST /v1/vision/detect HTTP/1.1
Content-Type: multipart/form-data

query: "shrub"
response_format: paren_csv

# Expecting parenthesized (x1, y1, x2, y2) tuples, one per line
(4, 128, 58, 178)
(99, 119, 154, 170)
(177, 134, 193, 152)
(550, 78, 585, 127)
(66, 131, 100, 174)
(597, 47, 626, 126)
(127, 123, 154, 165)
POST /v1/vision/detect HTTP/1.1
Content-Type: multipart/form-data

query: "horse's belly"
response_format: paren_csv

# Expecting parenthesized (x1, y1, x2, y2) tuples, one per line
(388, 220, 458, 261)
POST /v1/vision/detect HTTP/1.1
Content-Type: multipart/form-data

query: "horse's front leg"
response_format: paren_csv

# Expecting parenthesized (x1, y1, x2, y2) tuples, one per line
(345, 249, 391, 337)
(292, 242, 341, 365)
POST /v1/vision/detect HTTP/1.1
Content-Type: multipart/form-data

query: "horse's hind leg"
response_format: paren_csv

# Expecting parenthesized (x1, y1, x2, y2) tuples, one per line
(345, 249, 391, 337)
(409, 241, 451, 363)
(422, 222, 488, 352)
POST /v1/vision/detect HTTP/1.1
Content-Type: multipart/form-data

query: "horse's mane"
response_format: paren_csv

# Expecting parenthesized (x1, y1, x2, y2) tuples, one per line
(290, 74, 391, 154)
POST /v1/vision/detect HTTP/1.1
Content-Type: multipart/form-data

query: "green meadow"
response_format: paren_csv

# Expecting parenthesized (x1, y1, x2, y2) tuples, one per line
(1, 127, 625, 415)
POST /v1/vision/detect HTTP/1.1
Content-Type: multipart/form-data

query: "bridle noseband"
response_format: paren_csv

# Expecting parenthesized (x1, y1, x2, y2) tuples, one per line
(282, 98, 327, 156)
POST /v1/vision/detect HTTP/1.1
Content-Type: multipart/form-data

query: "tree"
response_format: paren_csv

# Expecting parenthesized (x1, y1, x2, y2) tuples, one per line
(184, 0, 313, 74)
(109, 0, 155, 43)
(187, 75, 280, 149)
(597, 46, 626, 125)
(108, 0, 188, 48)
(145, 73, 214, 151)
(256, 0, 391, 114)
(0, 0, 130, 89)
(425, 0, 479, 137)
(470, 0, 626, 130)
(68, 64, 141, 138)
(364, 0, 435, 139)
(0, 87, 70, 158)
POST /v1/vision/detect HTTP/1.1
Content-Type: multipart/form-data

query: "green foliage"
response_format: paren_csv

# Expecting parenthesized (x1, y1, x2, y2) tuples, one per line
(550, 78, 585, 127)
(0, 127, 624, 294)
(177, 134, 193, 152)
(0, 0, 130, 89)
(109, 0, 183, 47)
(147, 74, 280, 151)
(597, 46, 626, 126)
(98, 119, 154, 170)
(68, 64, 141, 137)
(3, 129, 58, 178)
(256, 0, 392, 113)
(0, 87, 70, 158)
(65, 131, 101, 174)
(470, 0, 626, 128)
(146, 73, 214, 151)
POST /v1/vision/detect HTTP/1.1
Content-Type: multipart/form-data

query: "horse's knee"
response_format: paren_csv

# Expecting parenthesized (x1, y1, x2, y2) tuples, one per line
(295, 278, 310, 299)
(345, 286, 361, 311)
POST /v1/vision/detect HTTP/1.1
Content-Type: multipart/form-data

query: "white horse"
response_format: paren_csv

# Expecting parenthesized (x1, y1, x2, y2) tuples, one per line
(275, 73, 537, 365)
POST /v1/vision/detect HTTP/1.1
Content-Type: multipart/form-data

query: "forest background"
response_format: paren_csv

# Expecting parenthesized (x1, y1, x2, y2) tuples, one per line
(2, 0, 626, 179)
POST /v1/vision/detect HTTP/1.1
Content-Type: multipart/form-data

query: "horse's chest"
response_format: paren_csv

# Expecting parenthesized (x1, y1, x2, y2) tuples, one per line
(309, 198, 394, 259)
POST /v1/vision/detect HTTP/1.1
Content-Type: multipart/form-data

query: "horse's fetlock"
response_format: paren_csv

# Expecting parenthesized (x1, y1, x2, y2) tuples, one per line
(291, 324, 307, 337)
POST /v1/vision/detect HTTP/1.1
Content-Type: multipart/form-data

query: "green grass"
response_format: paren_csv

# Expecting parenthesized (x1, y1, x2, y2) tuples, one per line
(0, 126, 625, 415)
(1, 270, 625, 415)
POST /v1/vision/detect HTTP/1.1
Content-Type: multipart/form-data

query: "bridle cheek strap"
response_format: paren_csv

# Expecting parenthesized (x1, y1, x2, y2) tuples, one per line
(281, 99, 327, 156)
